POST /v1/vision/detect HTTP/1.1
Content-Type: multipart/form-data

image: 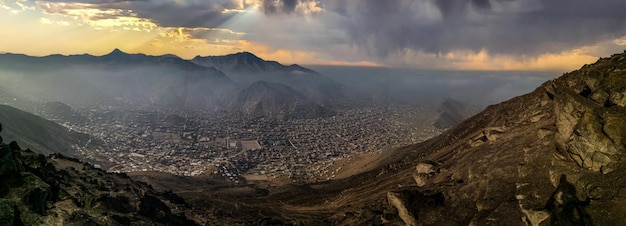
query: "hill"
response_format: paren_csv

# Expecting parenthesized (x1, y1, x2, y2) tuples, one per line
(0, 131, 196, 225)
(0, 105, 90, 157)
(38, 101, 88, 125)
(194, 52, 344, 104)
(192, 51, 315, 75)
(230, 81, 334, 120)
(433, 98, 472, 129)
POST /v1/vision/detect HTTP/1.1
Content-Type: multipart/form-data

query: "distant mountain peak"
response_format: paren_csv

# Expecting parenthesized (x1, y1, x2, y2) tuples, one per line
(102, 48, 136, 59)
(191, 51, 319, 75)
(108, 48, 126, 55)
(226, 51, 264, 63)
(235, 51, 257, 57)
(160, 53, 181, 59)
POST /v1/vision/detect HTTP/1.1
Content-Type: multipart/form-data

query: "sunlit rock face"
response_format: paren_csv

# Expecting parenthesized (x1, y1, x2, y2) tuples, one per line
(385, 52, 626, 225)
(547, 55, 626, 174)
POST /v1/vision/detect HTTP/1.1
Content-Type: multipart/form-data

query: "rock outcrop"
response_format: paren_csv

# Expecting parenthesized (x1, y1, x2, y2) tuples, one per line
(545, 55, 626, 174)
(0, 123, 197, 225)
(386, 51, 626, 225)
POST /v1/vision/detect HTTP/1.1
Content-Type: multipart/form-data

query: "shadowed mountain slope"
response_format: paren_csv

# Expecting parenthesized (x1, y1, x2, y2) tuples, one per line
(192, 52, 315, 75)
(433, 98, 472, 129)
(0, 50, 235, 108)
(0, 126, 197, 225)
(230, 81, 334, 120)
(194, 52, 344, 104)
(0, 105, 90, 157)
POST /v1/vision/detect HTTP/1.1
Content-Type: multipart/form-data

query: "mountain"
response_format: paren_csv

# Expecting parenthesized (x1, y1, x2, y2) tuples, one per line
(230, 81, 334, 120)
(379, 52, 626, 225)
(433, 98, 472, 129)
(38, 101, 88, 125)
(0, 134, 196, 225)
(193, 52, 345, 104)
(0, 49, 236, 108)
(0, 105, 91, 157)
(167, 51, 626, 225)
(0, 50, 344, 107)
(192, 51, 316, 75)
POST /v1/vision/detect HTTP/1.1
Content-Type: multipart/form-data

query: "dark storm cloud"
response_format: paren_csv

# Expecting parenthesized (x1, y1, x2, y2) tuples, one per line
(266, 0, 298, 13)
(130, 1, 237, 28)
(30, 0, 626, 59)
(36, 0, 241, 28)
(261, 0, 300, 14)
(318, 0, 626, 56)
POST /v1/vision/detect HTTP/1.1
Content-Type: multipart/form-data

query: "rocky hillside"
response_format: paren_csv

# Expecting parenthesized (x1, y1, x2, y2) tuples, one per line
(383, 51, 626, 225)
(0, 125, 197, 225)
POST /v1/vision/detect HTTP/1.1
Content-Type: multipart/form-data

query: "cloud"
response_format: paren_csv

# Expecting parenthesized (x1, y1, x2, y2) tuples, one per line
(247, 0, 322, 15)
(37, 2, 158, 31)
(158, 27, 244, 43)
(386, 47, 601, 71)
(0, 0, 35, 13)
(6, 0, 626, 72)
(33, 0, 245, 28)
(318, 0, 626, 57)
(130, 0, 240, 28)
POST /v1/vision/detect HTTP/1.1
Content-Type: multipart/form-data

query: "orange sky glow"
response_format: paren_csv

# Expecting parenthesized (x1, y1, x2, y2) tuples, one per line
(1, 0, 625, 72)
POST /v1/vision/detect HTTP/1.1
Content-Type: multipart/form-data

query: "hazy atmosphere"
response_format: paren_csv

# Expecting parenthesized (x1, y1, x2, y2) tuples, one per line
(2, 1, 626, 225)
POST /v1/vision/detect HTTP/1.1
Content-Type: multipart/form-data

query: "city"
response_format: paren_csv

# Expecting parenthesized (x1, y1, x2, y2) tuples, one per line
(43, 102, 446, 184)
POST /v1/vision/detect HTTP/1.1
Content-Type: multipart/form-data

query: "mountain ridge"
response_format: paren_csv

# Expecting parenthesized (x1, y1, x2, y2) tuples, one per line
(192, 51, 316, 75)
(0, 49, 237, 108)
(0, 49, 340, 109)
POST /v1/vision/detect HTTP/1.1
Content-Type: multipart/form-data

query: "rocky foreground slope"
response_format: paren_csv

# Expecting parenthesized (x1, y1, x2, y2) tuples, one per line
(384, 51, 626, 225)
(0, 125, 197, 225)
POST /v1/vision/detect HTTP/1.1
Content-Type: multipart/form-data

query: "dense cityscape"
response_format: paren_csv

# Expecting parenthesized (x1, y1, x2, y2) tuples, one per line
(40, 102, 445, 184)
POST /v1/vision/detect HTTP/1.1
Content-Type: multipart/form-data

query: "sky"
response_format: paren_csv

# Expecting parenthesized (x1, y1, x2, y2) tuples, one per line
(1, 0, 626, 71)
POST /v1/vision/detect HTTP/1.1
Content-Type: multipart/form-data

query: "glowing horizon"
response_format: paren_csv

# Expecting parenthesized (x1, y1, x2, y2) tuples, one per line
(2, 0, 626, 71)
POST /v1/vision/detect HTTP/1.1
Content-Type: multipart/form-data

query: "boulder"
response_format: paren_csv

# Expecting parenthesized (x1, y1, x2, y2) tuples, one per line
(0, 199, 20, 226)
(608, 89, 626, 107)
(0, 145, 19, 177)
(415, 163, 435, 174)
(14, 172, 50, 215)
(412, 173, 427, 187)
(553, 86, 625, 173)
(387, 192, 417, 226)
